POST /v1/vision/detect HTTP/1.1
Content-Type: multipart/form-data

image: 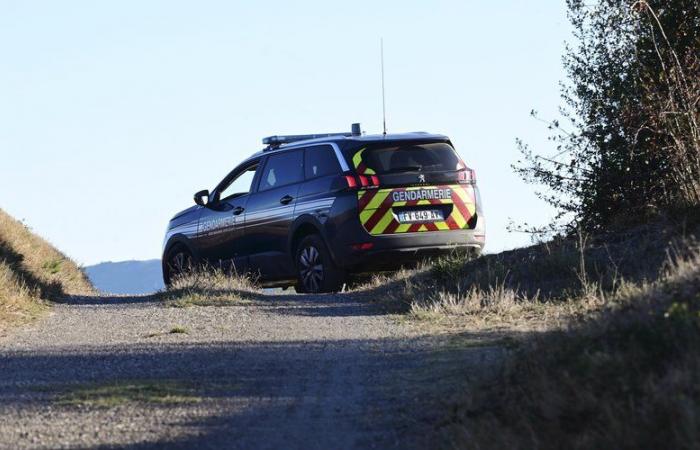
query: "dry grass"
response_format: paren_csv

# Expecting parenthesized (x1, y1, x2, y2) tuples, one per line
(407, 283, 605, 334)
(0, 209, 92, 296)
(0, 208, 93, 330)
(367, 221, 700, 333)
(0, 262, 46, 329)
(158, 269, 261, 307)
(364, 221, 700, 449)
(441, 244, 700, 449)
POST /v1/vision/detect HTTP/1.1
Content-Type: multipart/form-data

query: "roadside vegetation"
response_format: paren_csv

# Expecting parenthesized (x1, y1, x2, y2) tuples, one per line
(365, 219, 700, 448)
(448, 242, 700, 449)
(0, 208, 93, 331)
(158, 269, 261, 307)
(515, 0, 699, 235)
(373, 217, 700, 329)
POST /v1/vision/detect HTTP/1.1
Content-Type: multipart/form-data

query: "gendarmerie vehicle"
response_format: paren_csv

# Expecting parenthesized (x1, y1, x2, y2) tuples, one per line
(162, 123, 485, 293)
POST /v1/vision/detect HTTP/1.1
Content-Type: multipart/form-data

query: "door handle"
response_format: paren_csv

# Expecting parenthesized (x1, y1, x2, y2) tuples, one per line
(280, 195, 294, 205)
(232, 206, 245, 215)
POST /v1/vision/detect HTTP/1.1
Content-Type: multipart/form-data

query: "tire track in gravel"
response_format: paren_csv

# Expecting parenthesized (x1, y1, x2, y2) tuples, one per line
(0, 292, 506, 449)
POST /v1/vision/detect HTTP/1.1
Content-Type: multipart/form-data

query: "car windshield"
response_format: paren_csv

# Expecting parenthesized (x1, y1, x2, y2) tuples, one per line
(347, 142, 461, 174)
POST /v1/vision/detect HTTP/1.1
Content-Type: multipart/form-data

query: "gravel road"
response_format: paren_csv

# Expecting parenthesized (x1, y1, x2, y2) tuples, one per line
(0, 292, 505, 449)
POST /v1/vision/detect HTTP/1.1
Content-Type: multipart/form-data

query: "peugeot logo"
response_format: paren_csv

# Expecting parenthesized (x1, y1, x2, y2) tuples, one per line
(418, 174, 426, 183)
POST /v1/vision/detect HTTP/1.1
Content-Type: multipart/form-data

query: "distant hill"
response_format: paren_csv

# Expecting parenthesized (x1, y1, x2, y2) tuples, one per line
(85, 260, 164, 295)
(0, 208, 93, 329)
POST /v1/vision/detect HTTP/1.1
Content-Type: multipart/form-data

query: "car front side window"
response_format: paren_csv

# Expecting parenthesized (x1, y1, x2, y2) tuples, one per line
(217, 163, 259, 202)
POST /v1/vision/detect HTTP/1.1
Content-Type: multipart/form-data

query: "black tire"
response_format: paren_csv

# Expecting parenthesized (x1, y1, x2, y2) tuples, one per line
(163, 246, 194, 287)
(294, 235, 345, 294)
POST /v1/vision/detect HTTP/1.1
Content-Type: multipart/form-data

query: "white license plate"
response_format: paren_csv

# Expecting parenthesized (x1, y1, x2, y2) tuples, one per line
(396, 209, 444, 223)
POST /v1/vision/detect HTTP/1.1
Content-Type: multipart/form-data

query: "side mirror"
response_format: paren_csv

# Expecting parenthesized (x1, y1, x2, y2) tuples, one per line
(194, 189, 210, 207)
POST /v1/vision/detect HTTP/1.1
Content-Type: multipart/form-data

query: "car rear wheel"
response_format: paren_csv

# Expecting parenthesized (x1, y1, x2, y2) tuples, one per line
(164, 246, 194, 286)
(295, 235, 345, 294)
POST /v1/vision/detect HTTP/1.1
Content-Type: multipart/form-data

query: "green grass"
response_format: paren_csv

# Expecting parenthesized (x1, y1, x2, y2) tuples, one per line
(41, 259, 62, 275)
(169, 326, 188, 334)
(55, 380, 203, 408)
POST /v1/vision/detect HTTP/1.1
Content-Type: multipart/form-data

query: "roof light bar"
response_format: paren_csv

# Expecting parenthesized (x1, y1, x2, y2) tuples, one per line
(262, 123, 362, 149)
(263, 133, 352, 146)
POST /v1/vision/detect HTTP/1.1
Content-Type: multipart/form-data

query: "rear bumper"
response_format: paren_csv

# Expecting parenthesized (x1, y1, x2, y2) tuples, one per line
(332, 228, 485, 272)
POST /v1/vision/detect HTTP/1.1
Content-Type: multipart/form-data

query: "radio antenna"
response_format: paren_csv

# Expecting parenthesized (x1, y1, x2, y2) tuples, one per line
(380, 38, 387, 135)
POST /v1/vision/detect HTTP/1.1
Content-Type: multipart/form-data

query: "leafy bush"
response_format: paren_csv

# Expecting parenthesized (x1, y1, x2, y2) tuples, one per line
(515, 0, 700, 233)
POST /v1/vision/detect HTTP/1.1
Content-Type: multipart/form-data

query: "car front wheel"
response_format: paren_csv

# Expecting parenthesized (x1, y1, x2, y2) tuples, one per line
(164, 246, 194, 286)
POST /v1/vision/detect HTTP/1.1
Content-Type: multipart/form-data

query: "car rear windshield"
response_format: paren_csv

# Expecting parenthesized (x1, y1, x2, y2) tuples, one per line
(346, 142, 461, 174)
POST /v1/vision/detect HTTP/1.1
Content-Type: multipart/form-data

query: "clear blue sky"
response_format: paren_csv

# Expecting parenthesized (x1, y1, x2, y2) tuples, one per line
(0, 1, 569, 266)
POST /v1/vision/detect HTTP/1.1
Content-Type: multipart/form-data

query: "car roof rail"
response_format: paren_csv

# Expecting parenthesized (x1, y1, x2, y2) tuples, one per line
(262, 123, 362, 151)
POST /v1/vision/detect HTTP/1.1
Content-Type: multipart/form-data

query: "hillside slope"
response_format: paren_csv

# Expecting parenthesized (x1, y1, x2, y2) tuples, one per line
(0, 209, 93, 330)
(361, 217, 700, 448)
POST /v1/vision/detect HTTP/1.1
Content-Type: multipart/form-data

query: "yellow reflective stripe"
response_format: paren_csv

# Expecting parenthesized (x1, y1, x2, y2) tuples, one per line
(370, 210, 394, 234)
(454, 186, 471, 203)
(450, 208, 468, 228)
(435, 221, 450, 230)
(352, 147, 376, 174)
(359, 185, 476, 233)
(365, 190, 390, 210)
(395, 223, 411, 233)
(359, 210, 374, 225)
(352, 148, 365, 168)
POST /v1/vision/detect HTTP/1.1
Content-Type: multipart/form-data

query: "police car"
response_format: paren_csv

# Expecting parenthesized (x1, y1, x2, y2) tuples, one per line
(162, 124, 485, 293)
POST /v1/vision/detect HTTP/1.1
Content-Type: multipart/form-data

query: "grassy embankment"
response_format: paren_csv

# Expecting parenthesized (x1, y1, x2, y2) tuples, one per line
(361, 216, 700, 449)
(0, 209, 93, 331)
(157, 269, 261, 307)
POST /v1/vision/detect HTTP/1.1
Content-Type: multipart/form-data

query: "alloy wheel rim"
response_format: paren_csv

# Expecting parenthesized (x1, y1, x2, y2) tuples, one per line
(299, 246, 323, 292)
(170, 252, 192, 276)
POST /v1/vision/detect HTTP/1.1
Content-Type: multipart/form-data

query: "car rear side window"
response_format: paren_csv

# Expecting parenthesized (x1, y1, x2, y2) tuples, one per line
(305, 145, 341, 179)
(259, 150, 304, 191)
(348, 142, 461, 174)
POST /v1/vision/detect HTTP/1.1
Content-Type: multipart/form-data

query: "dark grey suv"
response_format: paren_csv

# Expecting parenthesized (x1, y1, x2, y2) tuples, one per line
(162, 124, 485, 293)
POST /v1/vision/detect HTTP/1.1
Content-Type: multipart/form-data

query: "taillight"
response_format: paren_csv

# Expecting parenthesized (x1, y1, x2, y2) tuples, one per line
(344, 173, 380, 189)
(456, 159, 476, 184)
(458, 168, 476, 184)
(344, 175, 358, 189)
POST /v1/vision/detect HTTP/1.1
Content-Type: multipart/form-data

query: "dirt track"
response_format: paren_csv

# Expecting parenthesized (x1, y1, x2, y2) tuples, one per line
(0, 292, 505, 449)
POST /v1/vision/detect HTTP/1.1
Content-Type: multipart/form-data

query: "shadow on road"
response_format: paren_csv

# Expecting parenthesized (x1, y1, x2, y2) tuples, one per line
(56, 285, 404, 318)
(0, 334, 507, 449)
